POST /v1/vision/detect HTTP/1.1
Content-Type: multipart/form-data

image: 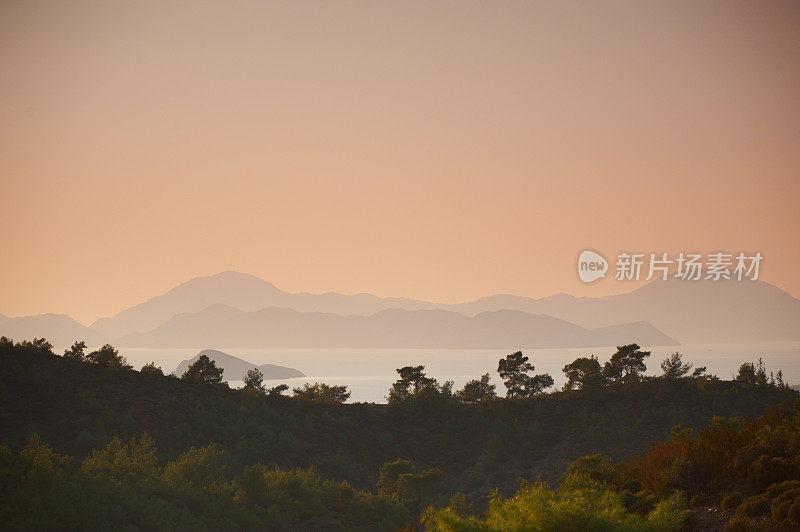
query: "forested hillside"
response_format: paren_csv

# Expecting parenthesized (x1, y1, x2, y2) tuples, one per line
(1, 337, 796, 530)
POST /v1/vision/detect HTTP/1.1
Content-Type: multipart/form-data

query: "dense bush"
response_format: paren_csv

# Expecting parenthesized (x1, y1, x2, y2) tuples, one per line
(423, 474, 689, 531)
(0, 435, 410, 530)
(2, 336, 798, 530)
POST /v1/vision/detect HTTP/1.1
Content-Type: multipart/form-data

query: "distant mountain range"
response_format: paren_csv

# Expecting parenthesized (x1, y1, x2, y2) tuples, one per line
(0, 313, 105, 347)
(119, 305, 676, 349)
(173, 349, 305, 381)
(90, 272, 443, 339)
(2, 271, 799, 348)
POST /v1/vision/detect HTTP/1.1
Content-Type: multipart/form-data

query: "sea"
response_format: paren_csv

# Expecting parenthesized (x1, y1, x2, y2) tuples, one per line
(104, 342, 800, 404)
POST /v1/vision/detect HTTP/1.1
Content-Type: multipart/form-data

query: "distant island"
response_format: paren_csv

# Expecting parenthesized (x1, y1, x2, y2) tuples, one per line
(172, 349, 305, 381)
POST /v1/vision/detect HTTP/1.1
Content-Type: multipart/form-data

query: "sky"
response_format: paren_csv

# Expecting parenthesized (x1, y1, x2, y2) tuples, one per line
(1, 0, 799, 325)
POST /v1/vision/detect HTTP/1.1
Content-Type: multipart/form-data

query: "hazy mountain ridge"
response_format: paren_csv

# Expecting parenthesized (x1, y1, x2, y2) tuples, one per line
(0, 313, 105, 347)
(90, 271, 447, 339)
(94, 272, 800, 343)
(117, 305, 677, 348)
(172, 348, 304, 381)
(444, 280, 800, 340)
(5, 272, 799, 346)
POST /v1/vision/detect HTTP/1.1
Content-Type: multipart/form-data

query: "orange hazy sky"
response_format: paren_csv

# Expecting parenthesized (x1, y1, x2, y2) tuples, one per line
(2, 1, 799, 325)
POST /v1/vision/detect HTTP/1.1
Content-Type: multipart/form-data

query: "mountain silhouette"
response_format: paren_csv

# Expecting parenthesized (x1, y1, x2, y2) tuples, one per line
(118, 306, 677, 348)
(91, 271, 440, 339)
(91, 272, 800, 343)
(0, 313, 105, 347)
(448, 278, 800, 341)
(172, 348, 305, 381)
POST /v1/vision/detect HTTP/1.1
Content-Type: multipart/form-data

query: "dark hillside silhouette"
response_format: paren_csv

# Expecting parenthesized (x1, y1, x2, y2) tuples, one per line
(1, 336, 794, 504)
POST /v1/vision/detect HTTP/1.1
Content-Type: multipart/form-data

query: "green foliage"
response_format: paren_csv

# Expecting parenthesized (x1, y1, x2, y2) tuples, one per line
(2, 336, 798, 530)
(619, 404, 800, 529)
(424, 474, 687, 531)
(377, 459, 444, 518)
(81, 434, 158, 482)
(181, 354, 224, 384)
(456, 373, 496, 404)
(162, 443, 227, 488)
(0, 435, 410, 530)
(232, 464, 409, 530)
(292, 382, 351, 403)
(566, 454, 618, 484)
(497, 351, 553, 398)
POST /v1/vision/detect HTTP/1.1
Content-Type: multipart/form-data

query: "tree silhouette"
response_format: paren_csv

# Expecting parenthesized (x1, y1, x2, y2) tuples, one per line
(388, 365, 440, 404)
(292, 382, 350, 403)
(736, 362, 756, 384)
(243, 368, 265, 393)
(140, 361, 164, 377)
(660, 352, 693, 379)
(397, 366, 434, 392)
(497, 351, 553, 398)
(603, 344, 650, 384)
(181, 354, 224, 384)
(86, 344, 132, 370)
(456, 373, 496, 403)
(267, 383, 289, 397)
(563, 356, 606, 390)
(63, 341, 87, 361)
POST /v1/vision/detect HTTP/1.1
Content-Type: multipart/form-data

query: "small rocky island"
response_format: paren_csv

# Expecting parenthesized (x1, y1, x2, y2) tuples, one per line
(172, 348, 304, 381)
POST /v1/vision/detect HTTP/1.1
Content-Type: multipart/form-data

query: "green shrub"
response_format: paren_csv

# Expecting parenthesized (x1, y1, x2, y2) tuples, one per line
(162, 443, 226, 488)
(566, 454, 618, 484)
(80, 434, 158, 482)
(424, 474, 687, 531)
(628, 490, 660, 514)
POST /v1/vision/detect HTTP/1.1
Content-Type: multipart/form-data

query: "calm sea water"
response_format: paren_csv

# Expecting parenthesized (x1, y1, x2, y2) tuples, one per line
(105, 342, 800, 404)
